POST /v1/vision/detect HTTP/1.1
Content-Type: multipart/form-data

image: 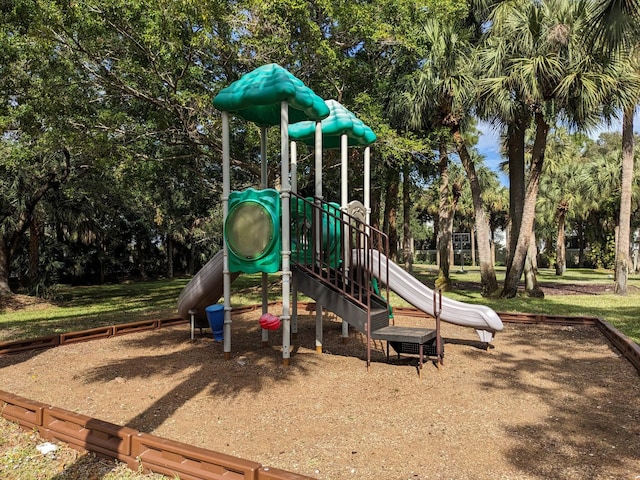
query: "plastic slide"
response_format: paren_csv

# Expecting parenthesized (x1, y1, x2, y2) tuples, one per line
(352, 250, 504, 343)
(177, 251, 239, 321)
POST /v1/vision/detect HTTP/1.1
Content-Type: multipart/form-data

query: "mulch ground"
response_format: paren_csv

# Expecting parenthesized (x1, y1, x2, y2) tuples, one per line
(1, 306, 639, 480)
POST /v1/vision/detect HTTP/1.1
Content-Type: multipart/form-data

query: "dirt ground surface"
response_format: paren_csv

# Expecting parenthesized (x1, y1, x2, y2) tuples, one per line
(1, 308, 640, 480)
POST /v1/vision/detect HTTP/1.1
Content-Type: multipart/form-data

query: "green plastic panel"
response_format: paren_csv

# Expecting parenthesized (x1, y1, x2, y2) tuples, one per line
(225, 188, 281, 273)
(291, 197, 342, 267)
(213, 64, 330, 127)
(288, 99, 377, 149)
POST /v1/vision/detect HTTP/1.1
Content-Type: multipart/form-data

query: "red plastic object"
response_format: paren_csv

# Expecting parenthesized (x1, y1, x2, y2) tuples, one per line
(259, 313, 281, 330)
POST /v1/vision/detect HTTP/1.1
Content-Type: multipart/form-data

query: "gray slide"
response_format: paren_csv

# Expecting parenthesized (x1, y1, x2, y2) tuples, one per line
(177, 251, 239, 321)
(352, 250, 504, 343)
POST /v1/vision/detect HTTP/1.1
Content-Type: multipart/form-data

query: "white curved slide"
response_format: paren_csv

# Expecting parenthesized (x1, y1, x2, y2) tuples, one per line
(177, 251, 239, 321)
(352, 250, 503, 343)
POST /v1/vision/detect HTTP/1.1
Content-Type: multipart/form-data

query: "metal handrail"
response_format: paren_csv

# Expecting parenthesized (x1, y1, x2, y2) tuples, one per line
(290, 192, 390, 366)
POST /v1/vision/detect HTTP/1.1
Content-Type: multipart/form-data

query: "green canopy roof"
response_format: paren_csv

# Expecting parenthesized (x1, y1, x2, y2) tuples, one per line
(212, 64, 330, 127)
(288, 99, 376, 149)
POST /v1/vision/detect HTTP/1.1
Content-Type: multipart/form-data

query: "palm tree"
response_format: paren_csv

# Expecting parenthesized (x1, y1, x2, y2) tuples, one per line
(477, 0, 619, 297)
(537, 129, 593, 275)
(586, 0, 640, 294)
(391, 17, 498, 295)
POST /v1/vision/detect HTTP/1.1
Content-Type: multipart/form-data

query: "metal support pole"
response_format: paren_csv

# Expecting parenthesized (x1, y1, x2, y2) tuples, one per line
(290, 140, 298, 336)
(222, 112, 232, 360)
(340, 133, 349, 343)
(261, 126, 269, 347)
(314, 120, 324, 353)
(189, 309, 196, 341)
(280, 101, 291, 366)
(364, 146, 371, 234)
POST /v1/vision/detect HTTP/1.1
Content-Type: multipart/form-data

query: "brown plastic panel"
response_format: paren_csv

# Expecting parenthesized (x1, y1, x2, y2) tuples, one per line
(258, 466, 316, 479)
(232, 301, 280, 315)
(597, 318, 640, 373)
(113, 320, 158, 336)
(497, 312, 539, 323)
(392, 306, 431, 318)
(541, 315, 597, 325)
(0, 335, 60, 355)
(60, 326, 114, 345)
(231, 304, 259, 314)
(157, 317, 188, 328)
(43, 407, 137, 456)
(132, 432, 261, 480)
(498, 312, 598, 325)
(0, 390, 46, 428)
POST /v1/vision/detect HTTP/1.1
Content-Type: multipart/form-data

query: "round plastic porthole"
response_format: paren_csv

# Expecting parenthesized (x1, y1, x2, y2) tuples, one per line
(225, 200, 276, 261)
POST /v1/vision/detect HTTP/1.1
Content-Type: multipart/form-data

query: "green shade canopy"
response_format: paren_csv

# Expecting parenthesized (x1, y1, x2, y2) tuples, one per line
(288, 99, 377, 149)
(212, 64, 330, 126)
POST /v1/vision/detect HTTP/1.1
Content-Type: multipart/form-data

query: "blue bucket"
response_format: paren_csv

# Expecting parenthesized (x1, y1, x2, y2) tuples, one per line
(205, 304, 224, 341)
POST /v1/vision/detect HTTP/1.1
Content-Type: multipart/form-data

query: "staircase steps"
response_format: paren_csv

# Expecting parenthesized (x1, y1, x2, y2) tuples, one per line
(292, 266, 390, 333)
(293, 265, 443, 369)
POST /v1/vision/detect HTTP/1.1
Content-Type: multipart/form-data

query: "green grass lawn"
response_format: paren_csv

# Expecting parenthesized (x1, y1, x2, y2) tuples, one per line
(1, 266, 639, 345)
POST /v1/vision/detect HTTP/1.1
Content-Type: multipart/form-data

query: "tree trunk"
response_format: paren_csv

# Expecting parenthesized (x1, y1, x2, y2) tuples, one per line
(29, 216, 42, 289)
(99, 240, 106, 285)
(502, 111, 549, 298)
(614, 224, 619, 280)
(166, 235, 174, 279)
(0, 236, 11, 295)
(136, 233, 147, 279)
(490, 227, 497, 266)
(577, 221, 586, 267)
(471, 227, 476, 267)
(436, 143, 452, 291)
(454, 129, 498, 296)
(615, 105, 634, 295)
(506, 118, 526, 266)
(525, 229, 544, 297)
(402, 165, 413, 273)
(383, 167, 400, 261)
(555, 206, 567, 276)
(187, 242, 196, 276)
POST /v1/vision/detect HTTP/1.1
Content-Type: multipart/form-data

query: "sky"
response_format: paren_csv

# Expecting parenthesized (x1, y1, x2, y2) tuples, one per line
(476, 108, 640, 187)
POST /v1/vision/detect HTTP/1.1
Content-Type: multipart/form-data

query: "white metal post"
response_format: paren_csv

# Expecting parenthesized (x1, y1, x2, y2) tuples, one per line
(280, 101, 291, 366)
(364, 146, 371, 233)
(340, 133, 349, 342)
(261, 126, 269, 347)
(290, 140, 298, 335)
(314, 120, 323, 353)
(222, 112, 232, 359)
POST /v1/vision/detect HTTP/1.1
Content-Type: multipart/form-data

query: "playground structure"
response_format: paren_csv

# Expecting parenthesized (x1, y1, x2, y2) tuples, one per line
(177, 63, 504, 369)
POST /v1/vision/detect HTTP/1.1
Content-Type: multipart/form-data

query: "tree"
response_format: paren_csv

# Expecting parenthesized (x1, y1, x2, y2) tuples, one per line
(586, 0, 640, 293)
(0, 2, 82, 294)
(391, 16, 498, 295)
(478, 0, 620, 297)
(577, 131, 640, 271)
(536, 129, 592, 275)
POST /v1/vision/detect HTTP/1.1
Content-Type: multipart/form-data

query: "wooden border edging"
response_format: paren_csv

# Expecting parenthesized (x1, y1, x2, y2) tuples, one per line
(158, 317, 188, 328)
(0, 390, 47, 428)
(60, 326, 114, 345)
(133, 433, 262, 479)
(496, 312, 598, 325)
(595, 317, 640, 373)
(0, 335, 60, 355)
(113, 319, 158, 336)
(0, 390, 315, 480)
